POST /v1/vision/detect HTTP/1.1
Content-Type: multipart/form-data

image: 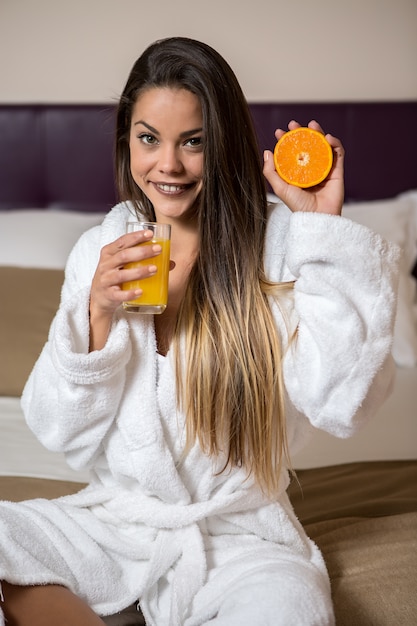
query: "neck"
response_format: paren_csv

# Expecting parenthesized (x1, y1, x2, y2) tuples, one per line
(155, 214, 199, 257)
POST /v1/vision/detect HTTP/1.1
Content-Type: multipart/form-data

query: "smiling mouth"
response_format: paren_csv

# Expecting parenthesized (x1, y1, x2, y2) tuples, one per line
(154, 183, 191, 194)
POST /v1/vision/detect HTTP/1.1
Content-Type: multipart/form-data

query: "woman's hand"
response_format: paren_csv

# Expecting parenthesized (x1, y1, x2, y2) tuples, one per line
(263, 120, 345, 216)
(88, 228, 163, 351)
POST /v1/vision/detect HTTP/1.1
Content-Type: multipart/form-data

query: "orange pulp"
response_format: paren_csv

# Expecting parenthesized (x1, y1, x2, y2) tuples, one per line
(273, 127, 333, 188)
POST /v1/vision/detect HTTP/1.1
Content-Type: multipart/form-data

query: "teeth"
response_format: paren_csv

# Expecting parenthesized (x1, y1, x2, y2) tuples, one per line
(158, 184, 183, 192)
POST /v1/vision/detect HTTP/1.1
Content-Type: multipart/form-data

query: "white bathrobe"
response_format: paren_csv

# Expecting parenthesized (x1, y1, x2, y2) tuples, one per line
(0, 201, 399, 626)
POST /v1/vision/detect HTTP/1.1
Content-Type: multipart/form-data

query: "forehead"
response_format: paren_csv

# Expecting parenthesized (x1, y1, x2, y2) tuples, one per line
(131, 87, 202, 125)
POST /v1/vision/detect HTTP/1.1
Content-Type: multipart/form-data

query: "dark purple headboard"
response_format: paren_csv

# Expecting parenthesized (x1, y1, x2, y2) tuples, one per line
(1, 102, 416, 212)
(250, 102, 417, 202)
(0, 105, 117, 212)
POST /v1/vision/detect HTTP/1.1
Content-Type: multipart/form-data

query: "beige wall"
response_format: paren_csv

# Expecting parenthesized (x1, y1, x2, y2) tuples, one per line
(0, 0, 416, 103)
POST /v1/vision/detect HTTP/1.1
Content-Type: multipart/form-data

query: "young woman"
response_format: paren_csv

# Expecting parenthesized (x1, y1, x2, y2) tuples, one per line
(0, 37, 399, 626)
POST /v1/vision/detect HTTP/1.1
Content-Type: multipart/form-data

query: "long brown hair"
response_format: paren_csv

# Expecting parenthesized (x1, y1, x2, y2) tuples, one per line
(115, 37, 292, 496)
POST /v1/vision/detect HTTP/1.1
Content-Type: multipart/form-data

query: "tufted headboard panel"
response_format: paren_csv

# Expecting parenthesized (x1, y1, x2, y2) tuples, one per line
(1, 102, 416, 212)
(0, 105, 117, 212)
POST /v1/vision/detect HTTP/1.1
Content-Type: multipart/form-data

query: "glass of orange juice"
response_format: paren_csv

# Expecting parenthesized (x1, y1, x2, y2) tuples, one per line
(122, 221, 171, 314)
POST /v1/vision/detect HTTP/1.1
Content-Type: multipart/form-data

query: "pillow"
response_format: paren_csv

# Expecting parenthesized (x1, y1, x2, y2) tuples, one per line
(343, 196, 417, 368)
(342, 196, 417, 273)
(0, 267, 64, 397)
(0, 210, 105, 269)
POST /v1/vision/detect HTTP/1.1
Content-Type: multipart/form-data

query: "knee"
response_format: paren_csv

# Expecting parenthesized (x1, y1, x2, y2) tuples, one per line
(211, 565, 334, 626)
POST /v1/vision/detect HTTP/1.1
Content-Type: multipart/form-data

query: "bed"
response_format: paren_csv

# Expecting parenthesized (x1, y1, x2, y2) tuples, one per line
(0, 102, 416, 625)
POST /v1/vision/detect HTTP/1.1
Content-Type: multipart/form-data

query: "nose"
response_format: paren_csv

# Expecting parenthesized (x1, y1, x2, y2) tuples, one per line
(158, 144, 184, 175)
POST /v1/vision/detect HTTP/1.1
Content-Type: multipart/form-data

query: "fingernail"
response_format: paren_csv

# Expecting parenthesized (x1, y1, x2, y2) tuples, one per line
(152, 244, 162, 253)
(263, 150, 269, 162)
(148, 265, 157, 274)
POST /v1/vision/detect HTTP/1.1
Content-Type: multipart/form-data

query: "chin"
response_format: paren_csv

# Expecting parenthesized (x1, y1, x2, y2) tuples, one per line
(153, 199, 200, 222)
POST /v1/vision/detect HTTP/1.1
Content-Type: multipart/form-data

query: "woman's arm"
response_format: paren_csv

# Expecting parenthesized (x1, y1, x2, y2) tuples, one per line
(21, 227, 132, 469)
(281, 211, 399, 436)
(263, 121, 400, 437)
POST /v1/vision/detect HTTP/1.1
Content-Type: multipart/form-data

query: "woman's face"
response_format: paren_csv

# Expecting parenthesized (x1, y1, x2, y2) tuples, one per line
(129, 87, 204, 223)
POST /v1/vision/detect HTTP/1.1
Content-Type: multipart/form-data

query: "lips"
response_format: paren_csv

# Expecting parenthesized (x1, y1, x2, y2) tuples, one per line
(154, 183, 190, 194)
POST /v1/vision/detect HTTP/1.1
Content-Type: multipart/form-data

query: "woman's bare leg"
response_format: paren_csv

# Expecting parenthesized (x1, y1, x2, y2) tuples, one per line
(1, 582, 106, 626)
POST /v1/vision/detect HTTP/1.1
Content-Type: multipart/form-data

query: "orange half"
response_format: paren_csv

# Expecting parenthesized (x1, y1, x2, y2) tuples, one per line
(273, 127, 333, 188)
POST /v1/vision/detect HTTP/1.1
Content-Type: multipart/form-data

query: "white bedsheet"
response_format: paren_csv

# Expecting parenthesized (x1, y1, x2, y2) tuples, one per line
(0, 367, 416, 480)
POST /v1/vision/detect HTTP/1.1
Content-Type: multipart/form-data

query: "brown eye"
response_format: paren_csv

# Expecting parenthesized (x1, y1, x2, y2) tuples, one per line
(139, 133, 157, 145)
(185, 137, 203, 150)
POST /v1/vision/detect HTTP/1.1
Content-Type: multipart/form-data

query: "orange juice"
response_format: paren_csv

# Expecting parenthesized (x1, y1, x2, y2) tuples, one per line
(122, 238, 171, 313)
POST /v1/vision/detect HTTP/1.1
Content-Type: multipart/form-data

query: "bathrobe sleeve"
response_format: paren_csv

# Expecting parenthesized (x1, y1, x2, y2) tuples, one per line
(21, 224, 132, 469)
(265, 203, 400, 439)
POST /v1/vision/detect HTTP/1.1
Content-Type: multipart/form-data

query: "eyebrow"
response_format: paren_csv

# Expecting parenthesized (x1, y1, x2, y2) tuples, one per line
(133, 120, 203, 138)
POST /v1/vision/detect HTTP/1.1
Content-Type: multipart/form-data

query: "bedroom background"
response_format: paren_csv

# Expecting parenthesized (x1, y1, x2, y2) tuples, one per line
(1, 0, 416, 464)
(0, 2, 416, 624)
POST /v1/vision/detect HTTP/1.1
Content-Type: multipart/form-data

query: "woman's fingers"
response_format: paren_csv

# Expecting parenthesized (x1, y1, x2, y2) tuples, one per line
(90, 230, 164, 314)
(274, 119, 301, 141)
(111, 229, 153, 260)
(263, 148, 287, 197)
(274, 119, 328, 141)
(103, 230, 161, 276)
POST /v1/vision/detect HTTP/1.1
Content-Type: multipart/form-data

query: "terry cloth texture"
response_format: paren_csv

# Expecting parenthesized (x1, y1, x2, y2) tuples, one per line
(0, 201, 399, 625)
